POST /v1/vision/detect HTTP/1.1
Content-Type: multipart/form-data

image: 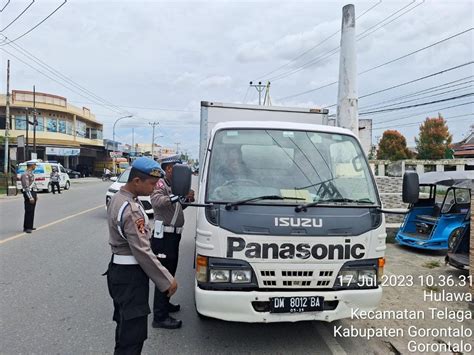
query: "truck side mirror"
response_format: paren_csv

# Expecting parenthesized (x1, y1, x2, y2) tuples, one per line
(402, 171, 419, 204)
(172, 164, 192, 197)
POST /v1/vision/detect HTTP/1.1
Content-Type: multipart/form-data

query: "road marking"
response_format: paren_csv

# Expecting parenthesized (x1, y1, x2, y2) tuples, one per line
(0, 204, 105, 245)
(315, 323, 347, 355)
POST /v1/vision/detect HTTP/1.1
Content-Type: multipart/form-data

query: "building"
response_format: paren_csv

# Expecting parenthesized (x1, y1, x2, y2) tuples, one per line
(0, 90, 104, 171)
(452, 125, 474, 158)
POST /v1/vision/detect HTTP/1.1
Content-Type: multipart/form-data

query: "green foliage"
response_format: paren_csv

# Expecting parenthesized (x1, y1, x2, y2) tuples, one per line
(377, 130, 413, 161)
(415, 114, 453, 159)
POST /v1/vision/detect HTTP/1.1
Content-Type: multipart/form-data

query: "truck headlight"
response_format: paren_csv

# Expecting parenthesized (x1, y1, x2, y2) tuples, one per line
(210, 269, 230, 283)
(334, 259, 380, 289)
(358, 269, 376, 284)
(231, 270, 252, 283)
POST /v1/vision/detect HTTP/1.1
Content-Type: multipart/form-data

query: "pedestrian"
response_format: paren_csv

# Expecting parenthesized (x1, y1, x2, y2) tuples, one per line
(50, 167, 61, 194)
(150, 157, 195, 329)
(105, 157, 178, 354)
(20, 160, 38, 233)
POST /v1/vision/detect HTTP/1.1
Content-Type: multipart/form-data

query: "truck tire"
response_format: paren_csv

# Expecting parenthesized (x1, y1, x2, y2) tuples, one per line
(64, 181, 71, 190)
(46, 184, 52, 193)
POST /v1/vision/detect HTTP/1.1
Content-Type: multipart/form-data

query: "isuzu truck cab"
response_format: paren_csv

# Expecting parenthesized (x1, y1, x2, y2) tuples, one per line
(189, 102, 386, 323)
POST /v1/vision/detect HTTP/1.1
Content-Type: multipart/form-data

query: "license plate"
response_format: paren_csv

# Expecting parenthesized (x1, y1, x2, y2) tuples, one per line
(270, 296, 324, 313)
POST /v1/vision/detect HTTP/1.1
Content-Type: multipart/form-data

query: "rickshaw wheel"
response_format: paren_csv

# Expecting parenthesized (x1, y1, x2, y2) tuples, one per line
(447, 227, 463, 251)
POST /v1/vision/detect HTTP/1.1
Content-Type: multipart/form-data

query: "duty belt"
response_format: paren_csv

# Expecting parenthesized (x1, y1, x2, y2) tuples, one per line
(163, 226, 183, 234)
(113, 254, 138, 265)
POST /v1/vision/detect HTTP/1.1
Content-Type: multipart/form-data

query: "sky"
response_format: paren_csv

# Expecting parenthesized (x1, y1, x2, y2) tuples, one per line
(1, 0, 473, 159)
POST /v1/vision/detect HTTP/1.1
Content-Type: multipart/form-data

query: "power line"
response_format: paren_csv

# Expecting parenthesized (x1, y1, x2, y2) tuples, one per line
(357, 0, 425, 41)
(267, 1, 426, 83)
(0, 0, 35, 32)
(0, 47, 129, 116)
(360, 93, 473, 115)
(253, 1, 383, 82)
(371, 101, 474, 125)
(320, 61, 474, 108)
(1, 39, 133, 116)
(0, 0, 67, 46)
(358, 76, 474, 110)
(277, 27, 473, 101)
(359, 83, 473, 112)
(373, 113, 473, 130)
(359, 27, 473, 76)
(68, 100, 195, 112)
(0, 0, 10, 12)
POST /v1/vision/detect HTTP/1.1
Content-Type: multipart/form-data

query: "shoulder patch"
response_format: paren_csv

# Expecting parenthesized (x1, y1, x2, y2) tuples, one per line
(135, 217, 146, 234)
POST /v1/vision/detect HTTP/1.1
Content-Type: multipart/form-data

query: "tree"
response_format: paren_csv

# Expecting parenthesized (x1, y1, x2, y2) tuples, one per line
(415, 114, 452, 159)
(376, 130, 413, 161)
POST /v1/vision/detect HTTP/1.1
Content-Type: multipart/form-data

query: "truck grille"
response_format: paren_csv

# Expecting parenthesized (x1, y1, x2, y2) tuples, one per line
(258, 267, 335, 288)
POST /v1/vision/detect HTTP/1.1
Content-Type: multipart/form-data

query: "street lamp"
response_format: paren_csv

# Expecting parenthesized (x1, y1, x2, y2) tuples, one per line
(112, 115, 132, 174)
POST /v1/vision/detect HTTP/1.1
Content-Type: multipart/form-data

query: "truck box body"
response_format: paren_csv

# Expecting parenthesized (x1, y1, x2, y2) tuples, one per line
(199, 101, 329, 165)
(195, 101, 385, 323)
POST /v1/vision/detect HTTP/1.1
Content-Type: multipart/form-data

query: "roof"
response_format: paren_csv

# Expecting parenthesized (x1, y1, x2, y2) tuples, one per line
(211, 121, 357, 138)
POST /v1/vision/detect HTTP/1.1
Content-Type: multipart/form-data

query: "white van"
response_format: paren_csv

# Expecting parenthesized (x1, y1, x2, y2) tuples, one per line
(17, 161, 71, 193)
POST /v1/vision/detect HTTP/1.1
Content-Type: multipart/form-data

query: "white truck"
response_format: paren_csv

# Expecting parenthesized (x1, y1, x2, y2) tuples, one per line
(179, 101, 387, 323)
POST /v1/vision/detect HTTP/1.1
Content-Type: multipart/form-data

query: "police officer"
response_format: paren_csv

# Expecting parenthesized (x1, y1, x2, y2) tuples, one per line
(21, 160, 38, 233)
(150, 157, 194, 329)
(50, 167, 61, 194)
(105, 157, 178, 354)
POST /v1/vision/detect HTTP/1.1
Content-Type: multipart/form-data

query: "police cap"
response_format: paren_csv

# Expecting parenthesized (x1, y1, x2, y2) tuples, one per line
(159, 156, 182, 168)
(131, 157, 163, 177)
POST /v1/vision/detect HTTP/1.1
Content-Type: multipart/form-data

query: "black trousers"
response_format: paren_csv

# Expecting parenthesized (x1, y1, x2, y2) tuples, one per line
(106, 262, 151, 355)
(51, 181, 61, 194)
(150, 232, 181, 321)
(22, 191, 37, 230)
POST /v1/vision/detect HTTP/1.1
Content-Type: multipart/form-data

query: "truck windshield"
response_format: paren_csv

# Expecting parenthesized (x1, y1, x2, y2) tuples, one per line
(206, 129, 378, 205)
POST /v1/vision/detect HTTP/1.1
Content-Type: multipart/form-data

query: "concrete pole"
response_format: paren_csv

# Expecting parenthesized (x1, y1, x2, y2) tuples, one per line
(336, 4, 358, 136)
(3, 60, 10, 174)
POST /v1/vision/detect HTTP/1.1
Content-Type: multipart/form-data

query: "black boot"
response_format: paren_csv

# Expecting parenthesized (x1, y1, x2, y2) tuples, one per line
(152, 316, 182, 329)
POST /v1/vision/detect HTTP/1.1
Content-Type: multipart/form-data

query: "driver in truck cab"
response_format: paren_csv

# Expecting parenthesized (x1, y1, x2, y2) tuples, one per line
(213, 145, 252, 188)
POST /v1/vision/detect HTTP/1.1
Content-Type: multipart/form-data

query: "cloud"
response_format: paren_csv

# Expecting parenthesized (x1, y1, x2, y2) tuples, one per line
(236, 41, 270, 62)
(199, 75, 233, 88)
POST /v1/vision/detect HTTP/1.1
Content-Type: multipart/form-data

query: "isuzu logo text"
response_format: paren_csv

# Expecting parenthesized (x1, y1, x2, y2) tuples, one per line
(227, 237, 365, 260)
(274, 217, 322, 228)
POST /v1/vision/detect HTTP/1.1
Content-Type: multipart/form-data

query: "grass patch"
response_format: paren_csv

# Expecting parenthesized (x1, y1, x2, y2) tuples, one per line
(422, 260, 441, 269)
(425, 285, 440, 292)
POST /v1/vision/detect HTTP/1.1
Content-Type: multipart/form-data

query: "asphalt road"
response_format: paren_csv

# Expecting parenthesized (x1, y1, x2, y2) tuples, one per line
(0, 178, 383, 354)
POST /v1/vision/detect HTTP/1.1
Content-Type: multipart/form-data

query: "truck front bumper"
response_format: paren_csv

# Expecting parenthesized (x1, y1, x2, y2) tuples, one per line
(195, 283, 382, 323)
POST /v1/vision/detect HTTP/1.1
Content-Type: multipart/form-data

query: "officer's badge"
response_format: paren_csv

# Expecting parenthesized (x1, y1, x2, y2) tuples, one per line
(150, 168, 162, 177)
(135, 218, 146, 234)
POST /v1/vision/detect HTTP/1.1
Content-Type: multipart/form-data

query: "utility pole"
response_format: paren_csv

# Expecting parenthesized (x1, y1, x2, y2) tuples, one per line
(3, 60, 10, 174)
(249, 81, 266, 105)
(263, 81, 272, 106)
(149, 121, 159, 160)
(25, 108, 29, 160)
(33, 85, 37, 155)
(175, 142, 180, 154)
(336, 4, 358, 135)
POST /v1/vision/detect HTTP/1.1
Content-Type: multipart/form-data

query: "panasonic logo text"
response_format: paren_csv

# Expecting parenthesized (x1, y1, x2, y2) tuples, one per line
(227, 237, 365, 260)
(274, 217, 322, 228)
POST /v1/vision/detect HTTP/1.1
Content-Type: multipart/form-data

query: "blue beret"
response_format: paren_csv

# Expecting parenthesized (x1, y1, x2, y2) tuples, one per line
(131, 157, 163, 177)
(159, 156, 182, 165)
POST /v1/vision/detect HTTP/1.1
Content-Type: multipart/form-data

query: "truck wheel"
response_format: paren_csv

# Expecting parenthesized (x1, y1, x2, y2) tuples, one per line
(47, 184, 52, 193)
(64, 181, 71, 190)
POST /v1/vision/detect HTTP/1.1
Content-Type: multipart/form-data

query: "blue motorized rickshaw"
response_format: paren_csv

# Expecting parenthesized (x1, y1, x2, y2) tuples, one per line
(396, 171, 472, 251)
